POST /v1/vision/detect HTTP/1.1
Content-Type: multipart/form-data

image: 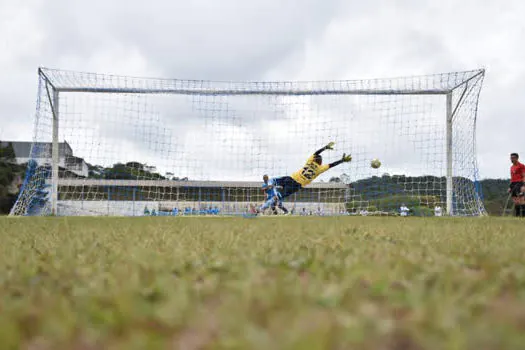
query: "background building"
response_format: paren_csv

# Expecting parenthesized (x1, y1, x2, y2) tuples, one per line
(55, 179, 347, 216)
(0, 141, 89, 178)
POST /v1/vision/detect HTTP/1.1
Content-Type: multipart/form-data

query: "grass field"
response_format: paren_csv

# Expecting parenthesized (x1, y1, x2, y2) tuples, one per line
(1, 216, 525, 350)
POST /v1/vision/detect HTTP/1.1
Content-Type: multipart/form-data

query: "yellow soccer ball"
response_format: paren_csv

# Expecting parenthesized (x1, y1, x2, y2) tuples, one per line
(371, 159, 381, 169)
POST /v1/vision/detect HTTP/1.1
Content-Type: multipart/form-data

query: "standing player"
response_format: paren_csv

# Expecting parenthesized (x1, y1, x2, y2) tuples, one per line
(509, 153, 525, 217)
(259, 174, 288, 215)
(272, 142, 352, 200)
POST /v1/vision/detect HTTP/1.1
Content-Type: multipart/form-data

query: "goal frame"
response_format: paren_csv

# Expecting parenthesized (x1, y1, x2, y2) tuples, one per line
(34, 68, 485, 216)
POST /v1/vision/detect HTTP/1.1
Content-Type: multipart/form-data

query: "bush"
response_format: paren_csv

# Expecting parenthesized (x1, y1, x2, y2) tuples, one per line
(0, 194, 17, 214)
(0, 142, 24, 214)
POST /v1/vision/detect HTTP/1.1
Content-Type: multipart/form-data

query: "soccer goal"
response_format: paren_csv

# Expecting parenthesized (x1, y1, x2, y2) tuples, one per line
(10, 68, 485, 217)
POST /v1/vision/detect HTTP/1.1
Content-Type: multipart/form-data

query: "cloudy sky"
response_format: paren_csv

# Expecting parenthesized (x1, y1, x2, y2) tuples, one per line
(1, 0, 524, 179)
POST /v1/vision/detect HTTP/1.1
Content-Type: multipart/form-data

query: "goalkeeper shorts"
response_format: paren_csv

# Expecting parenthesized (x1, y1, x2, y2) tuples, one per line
(275, 176, 302, 199)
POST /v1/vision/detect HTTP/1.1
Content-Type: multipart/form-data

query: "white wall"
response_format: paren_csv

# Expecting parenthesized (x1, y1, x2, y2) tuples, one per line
(57, 200, 346, 216)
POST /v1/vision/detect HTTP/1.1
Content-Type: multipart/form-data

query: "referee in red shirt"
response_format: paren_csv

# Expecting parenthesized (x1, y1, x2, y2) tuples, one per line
(509, 153, 525, 216)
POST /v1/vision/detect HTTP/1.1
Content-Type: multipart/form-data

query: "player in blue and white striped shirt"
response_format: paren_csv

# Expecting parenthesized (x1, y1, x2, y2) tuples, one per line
(259, 174, 289, 214)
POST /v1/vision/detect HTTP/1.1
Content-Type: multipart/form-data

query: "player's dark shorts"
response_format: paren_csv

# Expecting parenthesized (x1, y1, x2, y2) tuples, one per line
(510, 182, 523, 197)
(275, 176, 303, 199)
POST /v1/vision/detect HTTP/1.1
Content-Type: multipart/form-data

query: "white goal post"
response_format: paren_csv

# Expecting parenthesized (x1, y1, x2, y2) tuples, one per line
(10, 68, 485, 217)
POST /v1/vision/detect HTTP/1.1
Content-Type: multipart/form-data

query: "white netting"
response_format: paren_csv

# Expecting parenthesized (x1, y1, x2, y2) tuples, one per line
(10, 68, 485, 216)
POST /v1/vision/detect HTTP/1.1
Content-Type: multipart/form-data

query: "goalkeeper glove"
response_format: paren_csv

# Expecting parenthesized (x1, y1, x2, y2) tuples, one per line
(325, 142, 335, 150)
(342, 153, 352, 162)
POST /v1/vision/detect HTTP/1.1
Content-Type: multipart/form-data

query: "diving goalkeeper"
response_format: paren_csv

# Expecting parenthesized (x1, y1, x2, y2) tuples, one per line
(273, 142, 351, 200)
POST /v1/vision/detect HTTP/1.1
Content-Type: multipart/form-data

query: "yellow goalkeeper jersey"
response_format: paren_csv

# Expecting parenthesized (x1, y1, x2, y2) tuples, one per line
(291, 155, 330, 187)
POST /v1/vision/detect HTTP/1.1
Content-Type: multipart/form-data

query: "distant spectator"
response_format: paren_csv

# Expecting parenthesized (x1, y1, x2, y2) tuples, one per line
(399, 204, 409, 217)
(434, 205, 442, 217)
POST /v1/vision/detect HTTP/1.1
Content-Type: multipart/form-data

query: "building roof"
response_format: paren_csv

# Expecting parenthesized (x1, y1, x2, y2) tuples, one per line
(0, 141, 73, 158)
(65, 156, 87, 166)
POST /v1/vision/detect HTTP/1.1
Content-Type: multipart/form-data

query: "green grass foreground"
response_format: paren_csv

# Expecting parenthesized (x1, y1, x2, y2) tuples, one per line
(1, 216, 525, 350)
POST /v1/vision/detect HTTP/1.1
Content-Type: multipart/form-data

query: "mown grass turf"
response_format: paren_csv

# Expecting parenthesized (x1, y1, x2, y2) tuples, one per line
(1, 216, 525, 350)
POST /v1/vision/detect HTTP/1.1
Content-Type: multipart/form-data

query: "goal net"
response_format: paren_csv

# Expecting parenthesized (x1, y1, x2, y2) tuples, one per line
(10, 68, 485, 217)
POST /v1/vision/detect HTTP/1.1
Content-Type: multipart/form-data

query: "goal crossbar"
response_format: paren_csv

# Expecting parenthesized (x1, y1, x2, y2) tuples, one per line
(54, 87, 450, 95)
(39, 67, 485, 96)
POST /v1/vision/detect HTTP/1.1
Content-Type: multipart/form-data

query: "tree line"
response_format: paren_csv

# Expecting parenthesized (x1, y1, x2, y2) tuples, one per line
(0, 143, 25, 213)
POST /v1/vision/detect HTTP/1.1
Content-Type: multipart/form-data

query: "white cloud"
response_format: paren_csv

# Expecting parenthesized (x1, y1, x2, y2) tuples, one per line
(1, 0, 524, 180)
